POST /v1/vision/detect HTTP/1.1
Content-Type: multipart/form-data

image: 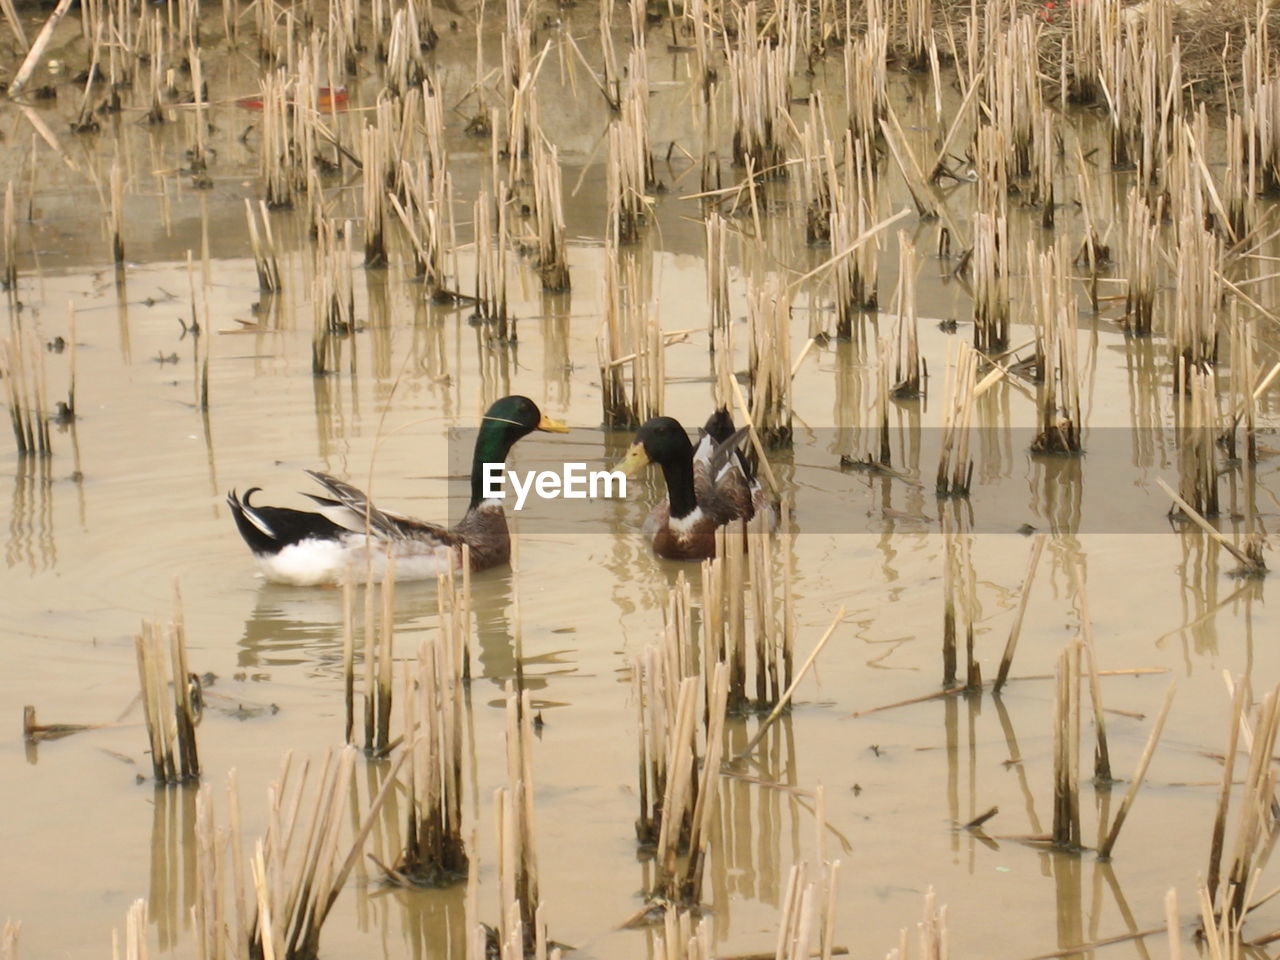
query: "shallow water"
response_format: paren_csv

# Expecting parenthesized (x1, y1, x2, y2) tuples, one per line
(3, 5, 1280, 960)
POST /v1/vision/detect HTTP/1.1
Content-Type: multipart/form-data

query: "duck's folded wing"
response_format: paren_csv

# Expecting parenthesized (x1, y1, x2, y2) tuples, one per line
(692, 427, 758, 522)
(304, 470, 460, 545)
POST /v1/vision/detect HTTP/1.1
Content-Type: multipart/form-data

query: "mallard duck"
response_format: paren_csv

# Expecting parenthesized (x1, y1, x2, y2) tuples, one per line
(227, 395, 569, 585)
(617, 409, 772, 560)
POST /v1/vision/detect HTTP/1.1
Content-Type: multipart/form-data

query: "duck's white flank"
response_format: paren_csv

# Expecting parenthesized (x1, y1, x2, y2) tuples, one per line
(255, 535, 456, 586)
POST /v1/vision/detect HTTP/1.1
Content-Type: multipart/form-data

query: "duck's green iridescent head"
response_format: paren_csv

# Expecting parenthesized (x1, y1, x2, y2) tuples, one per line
(480, 395, 570, 441)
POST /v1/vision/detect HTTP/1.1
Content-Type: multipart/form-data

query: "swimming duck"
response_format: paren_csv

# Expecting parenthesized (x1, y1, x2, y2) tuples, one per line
(617, 409, 771, 560)
(227, 395, 570, 585)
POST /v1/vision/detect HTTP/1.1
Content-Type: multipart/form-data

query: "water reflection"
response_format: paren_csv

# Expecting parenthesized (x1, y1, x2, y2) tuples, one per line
(235, 573, 554, 694)
(711, 718, 802, 940)
(5, 455, 56, 572)
(148, 784, 198, 951)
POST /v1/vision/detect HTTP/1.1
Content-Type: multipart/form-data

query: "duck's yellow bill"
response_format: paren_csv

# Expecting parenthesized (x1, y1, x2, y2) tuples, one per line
(617, 443, 650, 476)
(537, 415, 571, 434)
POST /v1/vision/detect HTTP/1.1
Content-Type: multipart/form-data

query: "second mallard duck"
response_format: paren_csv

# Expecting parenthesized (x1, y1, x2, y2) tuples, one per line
(617, 409, 773, 560)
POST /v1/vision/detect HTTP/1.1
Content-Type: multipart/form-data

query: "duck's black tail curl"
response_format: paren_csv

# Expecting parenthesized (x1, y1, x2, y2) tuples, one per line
(226, 488, 346, 556)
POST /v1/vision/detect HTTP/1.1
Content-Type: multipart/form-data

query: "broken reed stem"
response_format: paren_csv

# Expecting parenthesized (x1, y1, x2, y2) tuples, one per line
(1051, 642, 1082, 849)
(940, 519, 978, 691)
(111, 899, 148, 960)
(1, 919, 18, 960)
(1180, 365, 1219, 518)
(890, 232, 924, 398)
(194, 777, 250, 960)
(342, 572, 355, 744)
(2, 182, 15, 290)
(134, 585, 201, 784)
(1074, 565, 1112, 783)
(245, 198, 282, 292)
(1155, 478, 1266, 575)
(734, 607, 844, 761)
(1218, 683, 1280, 929)
(994, 535, 1046, 693)
(109, 159, 125, 266)
(8, 0, 75, 95)
(1207, 673, 1248, 906)
(1097, 681, 1176, 859)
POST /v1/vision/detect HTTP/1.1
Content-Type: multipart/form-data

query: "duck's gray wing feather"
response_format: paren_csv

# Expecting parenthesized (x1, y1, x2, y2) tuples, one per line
(304, 471, 460, 545)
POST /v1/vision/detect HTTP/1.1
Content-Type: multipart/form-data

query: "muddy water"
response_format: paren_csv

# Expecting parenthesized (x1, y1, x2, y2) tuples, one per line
(3, 6, 1280, 960)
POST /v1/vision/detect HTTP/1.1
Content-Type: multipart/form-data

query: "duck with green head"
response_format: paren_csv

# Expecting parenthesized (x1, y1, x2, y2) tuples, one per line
(617, 408, 772, 560)
(227, 395, 570, 584)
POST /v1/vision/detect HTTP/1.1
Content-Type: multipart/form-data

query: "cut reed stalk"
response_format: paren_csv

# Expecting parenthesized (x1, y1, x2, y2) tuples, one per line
(970, 211, 1009, 355)
(832, 134, 880, 338)
(844, 10, 886, 149)
(935, 343, 1002, 498)
(342, 573, 355, 744)
(472, 189, 514, 341)
(635, 575, 697, 847)
(1207, 674, 1248, 908)
(799, 95, 834, 246)
(1, 920, 17, 960)
(1178, 366, 1220, 518)
(1029, 240, 1082, 455)
(261, 70, 295, 209)
(1051, 642, 1082, 849)
(728, 3, 793, 173)
(3, 182, 16, 290)
(872, 339, 891, 466)
(361, 122, 389, 268)
(112, 899, 148, 960)
(940, 516, 978, 691)
(890, 232, 924, 398)
(251, 745, 408, 959)
(1170, 214, 1221, 393)
(705, 213, 730, 350)
(597, 240, 663, 427)
(245, 199, 282, 292)
(496, 682, 545, 953)
(134, 586, 201, 784)
(531, 133, 570, 292)
(109, 160, 125, 265)
(360, 552, 396, 756)
(652, 663, 729, 906)
(1121, 188, 1159, 337)
(388, 623, 468, 885)
(747, 275, 792, 446)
